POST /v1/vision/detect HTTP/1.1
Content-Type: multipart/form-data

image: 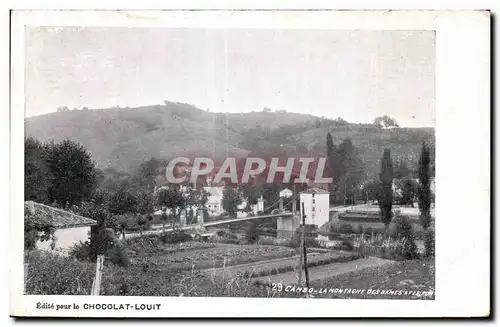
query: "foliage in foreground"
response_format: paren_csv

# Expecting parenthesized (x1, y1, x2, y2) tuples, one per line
(24, 250, 274, 297)
(25, 249, 434, 299)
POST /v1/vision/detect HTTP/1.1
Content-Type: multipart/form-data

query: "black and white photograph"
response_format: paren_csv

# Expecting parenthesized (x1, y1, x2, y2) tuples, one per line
(9, 9, 490, 318)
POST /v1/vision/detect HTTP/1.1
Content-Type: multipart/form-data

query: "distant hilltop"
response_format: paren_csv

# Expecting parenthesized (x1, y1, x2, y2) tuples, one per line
(25, 101, 435, 178)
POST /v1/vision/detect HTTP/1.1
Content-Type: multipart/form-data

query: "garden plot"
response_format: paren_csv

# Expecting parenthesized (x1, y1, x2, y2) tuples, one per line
(205, 250, 362, 280)
(129, 243, 298, 272)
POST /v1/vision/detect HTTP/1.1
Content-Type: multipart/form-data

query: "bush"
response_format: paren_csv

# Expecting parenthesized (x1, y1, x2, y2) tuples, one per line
(216, 230, 227, 237)
(338, 223, 354, 234)
(245, 222, 259, 244)
(334, 239, 354, 251)
(257, 238, 275, 246)
(392, 216, 419, 260)
(329, 232, 342, 241)
(105, 245, 130, 267)
(160, 231, 192, 244)
(69, 241, 93, 261)
(424, 229, 435, 257)
(203, 210, 210, 221)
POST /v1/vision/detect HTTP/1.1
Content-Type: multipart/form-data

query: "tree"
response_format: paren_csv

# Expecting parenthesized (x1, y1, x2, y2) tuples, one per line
(24, 204, 55, 250)
(394, 160, 411, 180)
(222, 187, 242, 217)
(156, 187, 184, 230)
(46, 139, 97, 207)
(261, 183, 280, 210)
(115, 214, 129, 239)
(360, 179, 381, 203)
(72, 201, 116, 259)
(374, 115, 399, 129)
(238, 181, 263, 209)
(400, 177, 418, 206)
(183, 187, 209, 223)
(108, 187, 138, 215)
(326, 133, 337, 195)
(418, 142, 432, 229)
(133, 157, 163, 190)
(159, 211, 169, 233)
(136, 215, 148, 236)
(245, 221, 259, 244)
(25, 137, 52, 203)
(90, 188, 111, 206)
(337, 138, 365, 204)
(379, 149, 394, 228)
(134, 189, 155, 214)
(326, 136, 365, 204)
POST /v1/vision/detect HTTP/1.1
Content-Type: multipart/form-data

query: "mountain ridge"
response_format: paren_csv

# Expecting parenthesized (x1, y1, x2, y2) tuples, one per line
(25, 101, 435, 178)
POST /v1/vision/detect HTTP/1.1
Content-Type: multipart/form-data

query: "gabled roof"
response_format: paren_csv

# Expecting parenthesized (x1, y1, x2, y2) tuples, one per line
(301, 187, 329, 195)
(24, 201, 97, 228)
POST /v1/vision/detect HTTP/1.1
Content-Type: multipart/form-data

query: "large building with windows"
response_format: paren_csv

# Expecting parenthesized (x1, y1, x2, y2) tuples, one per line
(299, 188, 330, 227)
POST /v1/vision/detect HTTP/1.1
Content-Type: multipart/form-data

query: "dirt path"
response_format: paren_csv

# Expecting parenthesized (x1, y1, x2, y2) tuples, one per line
(203, 251, 357, 278)
(252, 257, 394, 285)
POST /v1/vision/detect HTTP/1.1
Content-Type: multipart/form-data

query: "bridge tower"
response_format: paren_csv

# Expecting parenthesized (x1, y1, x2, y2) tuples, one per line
(277, 196, 300, 239)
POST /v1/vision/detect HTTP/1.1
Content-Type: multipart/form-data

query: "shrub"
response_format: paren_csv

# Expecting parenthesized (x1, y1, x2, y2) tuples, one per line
(216, 230, 227, 237)
(245, 222, 259, 244)
(160, 230, 192, 244)
(69, 241, 93, 261)
(257, 238, 275, 246)
(338, 223, 354, 235)
(335, 239, 354, 251)
(105, 245, 130, 267)
(329, 232, 342, 240)
(392, 216, 419, 260)
(203, 210, 210, 221)
(424, 229, 435, 257)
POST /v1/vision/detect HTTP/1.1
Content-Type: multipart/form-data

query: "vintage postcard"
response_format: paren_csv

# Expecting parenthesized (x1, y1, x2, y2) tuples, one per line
(9, 9, 490, 318)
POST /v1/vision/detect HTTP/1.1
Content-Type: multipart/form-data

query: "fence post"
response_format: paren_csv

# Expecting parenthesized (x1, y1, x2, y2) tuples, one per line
(301, 202, 309, 288)
(91, 255, 104, 296)
(297, 203, 304, 285)
(23, 262, 29, 294)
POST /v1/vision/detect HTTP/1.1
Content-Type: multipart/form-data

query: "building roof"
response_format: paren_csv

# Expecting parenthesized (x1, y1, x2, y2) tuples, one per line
(280, 188, 293, 193)
(24, 201, 97, 228)
(301, 187, 330, 195)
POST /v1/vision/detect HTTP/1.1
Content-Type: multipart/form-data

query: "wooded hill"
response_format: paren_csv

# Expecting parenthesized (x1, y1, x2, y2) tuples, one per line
(25, 101, 435, 179)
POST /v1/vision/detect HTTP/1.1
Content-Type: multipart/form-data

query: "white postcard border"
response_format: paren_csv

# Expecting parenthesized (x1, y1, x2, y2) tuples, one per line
(10, 9, 490, 317)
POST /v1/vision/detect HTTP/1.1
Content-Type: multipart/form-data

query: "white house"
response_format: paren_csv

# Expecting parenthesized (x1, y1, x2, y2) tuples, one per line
(25, 201, 96, 255)
(203, 186, 225, 216)
(251, 196, 265, 215)
(299, 188, 330, 227)
(279, 188, 293, 198)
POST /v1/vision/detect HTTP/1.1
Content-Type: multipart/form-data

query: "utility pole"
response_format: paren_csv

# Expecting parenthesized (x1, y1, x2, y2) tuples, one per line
(301, 201, 309, 288)
(297, 190, 303, 285)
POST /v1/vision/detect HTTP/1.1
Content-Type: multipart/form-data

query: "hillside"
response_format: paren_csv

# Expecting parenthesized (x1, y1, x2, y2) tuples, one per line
(25, 101, 435, 178)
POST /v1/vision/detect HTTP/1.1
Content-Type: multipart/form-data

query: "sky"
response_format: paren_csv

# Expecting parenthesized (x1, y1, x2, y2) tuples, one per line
(25, 27, 435, 127)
